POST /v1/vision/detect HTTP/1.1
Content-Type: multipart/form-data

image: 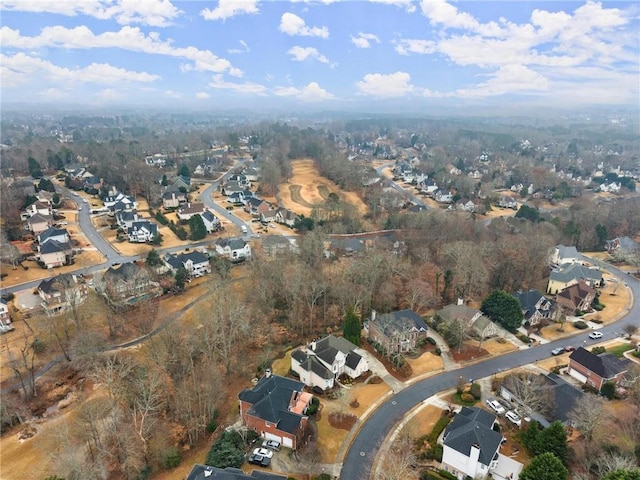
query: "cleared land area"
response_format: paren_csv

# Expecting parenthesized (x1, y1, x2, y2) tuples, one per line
(277, 159, 368, 217)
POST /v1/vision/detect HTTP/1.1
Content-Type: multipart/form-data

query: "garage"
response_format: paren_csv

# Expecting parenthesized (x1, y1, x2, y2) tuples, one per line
(568, 367, 587, 384)
(282, 437, 293, 448)
(264, 432, 282, 444)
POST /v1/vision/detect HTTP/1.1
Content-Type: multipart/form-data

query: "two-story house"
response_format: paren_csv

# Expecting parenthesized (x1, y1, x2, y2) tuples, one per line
(199, 211, 220, 233)
(555, 279, 596, 314)
(0, 299, 11, 326)
(549, 244, 580, 266)
(27, 213, 54, 235)
(177, 202, 207, 222)
(238, 372, 312, 450)
(99, 262, 162, 305)
(512, 289, 554, 326)
(38, 273, 88, 316)
(164, 251, 211, 278)
(274, 208, 299, 228)
(127, 221, 158, 243)
(290, 335, 369, 390)
(441, 406, 521, 480)
(367, 309, 428, 354)
(547, 263, 603, 294)
(215, 238, 251, 262)
(568, 347, 630, 391)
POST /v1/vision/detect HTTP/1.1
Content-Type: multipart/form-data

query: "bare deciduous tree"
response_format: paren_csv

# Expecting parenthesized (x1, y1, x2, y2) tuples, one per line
(502, 371, 554, 419)
(568, 394, 607, 444)
(374, 432, 417, 480)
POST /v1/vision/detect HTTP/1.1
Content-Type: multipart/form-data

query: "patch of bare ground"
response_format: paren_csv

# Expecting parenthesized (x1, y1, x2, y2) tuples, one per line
(451, 344, 490, 363)
(327, 412, 358, 430)
(405, 351, 444, 377)
(277, 159, 368, 217)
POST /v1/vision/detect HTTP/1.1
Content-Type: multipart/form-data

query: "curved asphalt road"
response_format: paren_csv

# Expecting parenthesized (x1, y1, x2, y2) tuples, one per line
(341, 262, 639, 480)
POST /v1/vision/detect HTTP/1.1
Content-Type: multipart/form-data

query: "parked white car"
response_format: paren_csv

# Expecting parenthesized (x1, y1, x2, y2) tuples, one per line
(589, 331, 603, 339)
(252, 448, 273, 459)
(505, 410, 522, 427)
(486, 398, 506, 415)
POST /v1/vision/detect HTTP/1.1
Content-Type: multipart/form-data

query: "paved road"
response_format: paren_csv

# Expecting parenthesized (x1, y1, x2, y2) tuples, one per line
(340, 262, 639, 480)
(374, 162, 427, 209)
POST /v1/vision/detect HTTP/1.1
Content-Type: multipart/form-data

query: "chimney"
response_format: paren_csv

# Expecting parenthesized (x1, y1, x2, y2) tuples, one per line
(371, 309, 377, 321)
(457, 297, 464, 306)
(265, 368, 272, 378)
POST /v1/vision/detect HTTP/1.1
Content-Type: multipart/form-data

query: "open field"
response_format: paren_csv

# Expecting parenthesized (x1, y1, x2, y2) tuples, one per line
(405, 351, 444, 377)
(277, 159, 368, 218)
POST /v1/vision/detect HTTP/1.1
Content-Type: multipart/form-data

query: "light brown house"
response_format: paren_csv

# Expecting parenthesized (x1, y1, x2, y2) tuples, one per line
(367, 309, 428, 354)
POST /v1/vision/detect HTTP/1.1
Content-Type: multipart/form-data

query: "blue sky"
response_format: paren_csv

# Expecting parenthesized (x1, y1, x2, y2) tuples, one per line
(1, 0, 638, 111)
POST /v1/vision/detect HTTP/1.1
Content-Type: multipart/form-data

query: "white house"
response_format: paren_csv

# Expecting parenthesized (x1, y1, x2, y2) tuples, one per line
(38, 227, 70, 246)
(0, 299, 11, 325)
(127, 221, 158, 243)
(290, 335, 369, 390)
(550, 244, 580, 266)
(215, 238, 251, 262)
(441, 407, 522, 480)
(199, 211, 220, 233)
(177, 202, 207, 222)
(164, 251, 211, 278)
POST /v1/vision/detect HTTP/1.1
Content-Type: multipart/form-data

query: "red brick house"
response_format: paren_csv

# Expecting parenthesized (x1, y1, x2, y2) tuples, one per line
(555, 279, 596, 314)
(567, 347, 629, 391)
(238, 372, 312, 450)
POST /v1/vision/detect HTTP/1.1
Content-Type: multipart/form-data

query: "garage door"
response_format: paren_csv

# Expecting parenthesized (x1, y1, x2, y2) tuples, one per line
(264, 432, 282, 443)
(568, 368, 587, 384)
(282, 437, 293, 448)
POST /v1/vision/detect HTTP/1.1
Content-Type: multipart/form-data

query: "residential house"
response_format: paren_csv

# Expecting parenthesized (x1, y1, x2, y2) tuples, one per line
(243, 167, 260, 182)
(221, 181, 244, 196)
(547, 263, 603, 294)
(436, 303, 500, 338)
(116, 211, 141, 230)
(454, 198, 476, 212)
(555, 279, 596, 314)
(27, 213, 54, 234)
(434, 189, 454, 204)
(367, 309, 428, 354)
(109, 199, 137, 216)
(215, 238, 251, 262)
(127, 221, 158, 243)
(104, 191, 138, 212)
(261, 235, 294, 257)
(164, 251, 211, 278)
(245, 197, 272, 217)
(440, 406, 521, 480)
(500, 372, 583, 427)
(200, 211, 220, 233)
(177, 202, 207, 222)
(260, 210, 278, 224)
(290, 335, 369, 390)
(497, 196, 518, 209)
(274, 208, 299, 228)
(185, 464, 286, 480)
(83, 175, 103, 191)
(418, 178, 439, 195)
(21, 200, 52, 220)
(605, 236, 640, 256)
(145, 154, 167, 166)
(0, 299, 11, 325)
(327, 237, 365, 257)
(228, 173, 251, 188)
(238, 372, 312, 449)
(100, 262, 162, 304)
(568, 347, 630, 391)
(227, 191, 246, 206)
(600, 182, 621, 193)
(38, 274, 88, 316)
(512, 290, 554, 326)
(38, 227, 70, 246)
(38, 239, 72, 268)
(550, 245, 581, 266)
(193, 164, 205, 176)
(162, 190, 185, 209)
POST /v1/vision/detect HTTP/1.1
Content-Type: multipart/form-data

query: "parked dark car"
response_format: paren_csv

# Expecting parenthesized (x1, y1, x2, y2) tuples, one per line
(248, 453, 270, 467)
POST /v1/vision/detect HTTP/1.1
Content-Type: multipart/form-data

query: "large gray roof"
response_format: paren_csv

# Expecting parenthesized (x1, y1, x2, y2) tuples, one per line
(238, 375, 306, 435)
(443, 406, 502, 467)
(371, 309, 428, 337)
(569, 347, 629, 379)
(549, 263, 602, 284)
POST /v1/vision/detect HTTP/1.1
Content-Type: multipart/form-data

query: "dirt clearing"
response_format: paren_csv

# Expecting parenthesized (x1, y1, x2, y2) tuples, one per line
(277, 159, 368, 217)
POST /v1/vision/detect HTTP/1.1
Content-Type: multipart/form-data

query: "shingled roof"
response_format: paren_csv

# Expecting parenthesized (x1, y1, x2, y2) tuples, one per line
(569, 347, 629, 379)
(443, 406, 502, 467)
(238, 375, 306, 435)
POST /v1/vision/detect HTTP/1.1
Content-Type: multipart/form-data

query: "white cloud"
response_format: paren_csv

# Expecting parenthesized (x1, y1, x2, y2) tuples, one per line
(200, 0, 259, 21)
(164, 90, 183, 99)
(1, 25, 242, 76)
(356, 71, 415, 98)
(208, 74, 267, 94)
(228, 40, 249, 54)
(351, 32, 380, 49)
(394, 38, 436, 55)
(94, 88, 126, 102)
(37, 88, 72, 100)
(1, 0, 182, 27)
(455, 65, 549, 98)
(369, 0, 416, 13)
(287, 46, 329, 63)
(1, 52, 159, 87)
(274, 82, 334, 102)
(196, 92, 210, 99)
(279, 13, 329, 38)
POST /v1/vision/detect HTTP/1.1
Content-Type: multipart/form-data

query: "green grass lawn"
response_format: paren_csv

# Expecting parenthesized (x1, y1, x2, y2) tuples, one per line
(607, 343, 635, 357)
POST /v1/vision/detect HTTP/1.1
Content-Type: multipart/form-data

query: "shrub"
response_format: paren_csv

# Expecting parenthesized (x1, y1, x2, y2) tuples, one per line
(591, 346, 606, 355)
(461, 393, 475, 404)
(306, 404, 318, 415)
(313, 474, 331, 480)
(601, 381, 616, 400)
(206, 420, 218, 433)
(428, 416, 451, 445)
(426, 337, 437, 345)
(350, 399, 360, 408)
(155, 212, 169, 225)
(573, 320, 588, 330)
(1, 292, 14, 301)
(591, 318, 604, 324)
(435, 347, 442, 356)
(205, 430, 245, 469)
(437, 470, 458, 480)
(423, 443, 443, 461)
(163, 447, 182, 469)
(470, 383, 482, 400)
(311, 396, 320, 406)
(594, 304, 605, 311)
